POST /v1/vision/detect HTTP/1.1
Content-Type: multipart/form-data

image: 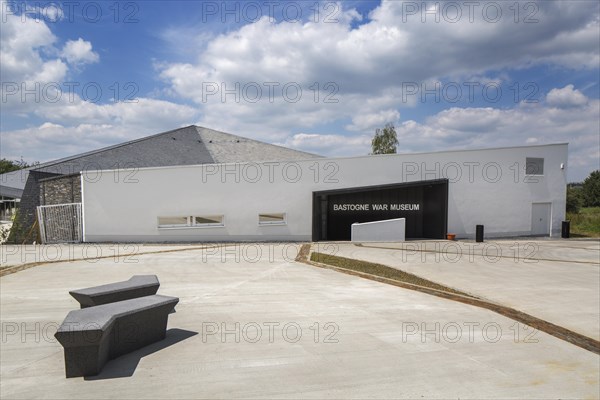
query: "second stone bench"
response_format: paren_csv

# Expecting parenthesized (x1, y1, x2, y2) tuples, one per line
(69, 275, 160, 308)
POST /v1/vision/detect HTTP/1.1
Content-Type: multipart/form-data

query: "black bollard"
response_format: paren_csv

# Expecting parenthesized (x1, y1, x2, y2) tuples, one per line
(561, 221, 570, 238)
(476, 225, 484, 242)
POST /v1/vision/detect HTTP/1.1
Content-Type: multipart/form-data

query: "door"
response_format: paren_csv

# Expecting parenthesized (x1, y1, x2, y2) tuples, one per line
(531, 203, 551, 236)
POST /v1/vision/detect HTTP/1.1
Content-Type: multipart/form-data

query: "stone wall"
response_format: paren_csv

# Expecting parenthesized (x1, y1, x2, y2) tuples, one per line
(7, 171, 60, 243)
(40, 174, 82, 205)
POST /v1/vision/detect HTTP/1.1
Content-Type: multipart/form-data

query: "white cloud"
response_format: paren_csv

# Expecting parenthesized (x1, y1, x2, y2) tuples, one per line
(346, 109, 400, 132)
(31, 97, 197, 127)
(161, 1, 599, 92)
(32, 58, 68, 83)
(546, 84, 589, 108)
(0, 4, 64, 83)
(0, 5, 92, 104)
(283, 132, 372, 157)
(39, 122, 63, 129)
(61, 38, 99, 66)
(158, 0, 599, 141)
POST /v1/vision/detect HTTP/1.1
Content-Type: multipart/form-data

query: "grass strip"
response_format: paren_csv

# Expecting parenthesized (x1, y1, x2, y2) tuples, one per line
(310, 251, 474, 297)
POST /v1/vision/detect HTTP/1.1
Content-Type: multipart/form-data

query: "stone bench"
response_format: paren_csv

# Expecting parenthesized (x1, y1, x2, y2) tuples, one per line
(69, 275, 160, 308)
(54, 295, 179, 378)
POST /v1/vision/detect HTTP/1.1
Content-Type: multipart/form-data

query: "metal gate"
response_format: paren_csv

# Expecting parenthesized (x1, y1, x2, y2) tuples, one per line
(37, 203, 83, 244)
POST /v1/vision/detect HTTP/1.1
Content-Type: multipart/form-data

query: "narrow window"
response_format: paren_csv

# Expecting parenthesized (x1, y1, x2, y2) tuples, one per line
(526, 157, 544, 175)
(158, 216, 189, 228)
(193, 215, 224, 226)
(259, 213, 286, 225)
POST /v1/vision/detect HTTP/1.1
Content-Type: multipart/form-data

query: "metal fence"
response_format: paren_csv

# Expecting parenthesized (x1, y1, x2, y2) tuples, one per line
(37, 203, 83, 244)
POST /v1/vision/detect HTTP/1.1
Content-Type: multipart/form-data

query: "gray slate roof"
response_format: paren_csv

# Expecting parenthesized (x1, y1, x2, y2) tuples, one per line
(196, 126, 319, 163)
(0, 125, 321, 198)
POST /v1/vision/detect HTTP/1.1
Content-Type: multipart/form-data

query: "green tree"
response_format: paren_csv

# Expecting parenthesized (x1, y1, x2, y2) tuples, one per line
(566, 186, 584, 213)
(0, 158, 32, 174)
(371, 123, 398, 155)
(582, 170, 600, 207)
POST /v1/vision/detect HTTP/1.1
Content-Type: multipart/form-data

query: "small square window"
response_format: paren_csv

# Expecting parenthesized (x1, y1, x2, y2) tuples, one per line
(526, 158, 544, 175)
(259, 213, 286, 225)
(194, 215, 224, 226)
(158, 216, 189, 227)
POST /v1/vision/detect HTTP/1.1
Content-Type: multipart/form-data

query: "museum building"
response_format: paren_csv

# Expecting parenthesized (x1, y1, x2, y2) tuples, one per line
(0, 126, 568, 243)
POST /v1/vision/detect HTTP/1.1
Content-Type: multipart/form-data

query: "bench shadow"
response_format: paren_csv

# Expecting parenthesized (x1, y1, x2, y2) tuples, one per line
(84, 328, 198, 380)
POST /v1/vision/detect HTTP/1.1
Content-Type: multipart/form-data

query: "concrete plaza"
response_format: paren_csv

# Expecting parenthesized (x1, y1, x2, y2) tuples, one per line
(330, 239, 600, 340)
(1, 241, 599, 399)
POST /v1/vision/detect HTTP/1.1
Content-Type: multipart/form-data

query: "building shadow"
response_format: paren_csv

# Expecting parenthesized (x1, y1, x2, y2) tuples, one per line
(84, 328, 197, 380)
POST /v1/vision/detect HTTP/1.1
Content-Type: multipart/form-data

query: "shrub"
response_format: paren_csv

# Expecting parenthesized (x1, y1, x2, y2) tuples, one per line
(566, 187, 584, 213)
(582, 170, 600, 207)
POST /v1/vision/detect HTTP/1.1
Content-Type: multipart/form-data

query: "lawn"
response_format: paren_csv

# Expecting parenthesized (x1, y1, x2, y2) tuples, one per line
(567, 207, 600, 237)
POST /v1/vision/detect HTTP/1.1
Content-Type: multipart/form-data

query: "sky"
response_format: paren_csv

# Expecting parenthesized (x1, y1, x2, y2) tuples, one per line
(0, 0, 599, 181)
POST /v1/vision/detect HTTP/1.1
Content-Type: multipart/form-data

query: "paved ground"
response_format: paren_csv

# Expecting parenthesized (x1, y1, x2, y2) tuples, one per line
(0, 243, 217, 269)
(1, 243, 599, 399)
(329, 239, 600, 341)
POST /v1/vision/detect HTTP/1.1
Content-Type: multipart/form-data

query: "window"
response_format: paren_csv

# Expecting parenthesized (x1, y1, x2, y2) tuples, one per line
(158, 215, 224, 228)
(526, 157, 544, 175)
(193, 215, 224, 226)
(258, 213, 286, 225)
(157, 216, 189, 228)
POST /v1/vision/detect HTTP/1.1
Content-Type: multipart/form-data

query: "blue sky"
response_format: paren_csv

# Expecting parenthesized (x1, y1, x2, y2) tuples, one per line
(1, 0, 599, 181)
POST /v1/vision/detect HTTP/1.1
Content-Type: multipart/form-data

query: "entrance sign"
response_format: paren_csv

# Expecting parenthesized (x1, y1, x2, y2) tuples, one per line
(313, 179, 448, 241)
(332, 203, 420, 212)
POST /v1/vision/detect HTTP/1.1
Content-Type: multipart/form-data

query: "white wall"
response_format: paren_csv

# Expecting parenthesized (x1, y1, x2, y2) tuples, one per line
(81, 144, 568, 242)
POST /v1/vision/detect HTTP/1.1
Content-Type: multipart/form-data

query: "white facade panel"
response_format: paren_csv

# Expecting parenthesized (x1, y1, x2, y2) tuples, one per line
(81, 144, 568, 242)
(351, 218, 406, 242)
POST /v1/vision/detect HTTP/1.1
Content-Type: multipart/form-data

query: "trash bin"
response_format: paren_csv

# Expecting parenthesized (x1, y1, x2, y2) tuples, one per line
(476, 225, 484, 243)
(561, 220, 570, 238)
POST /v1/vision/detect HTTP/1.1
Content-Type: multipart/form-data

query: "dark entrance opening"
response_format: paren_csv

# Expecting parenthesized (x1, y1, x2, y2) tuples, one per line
(312, 179, 448, 241)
